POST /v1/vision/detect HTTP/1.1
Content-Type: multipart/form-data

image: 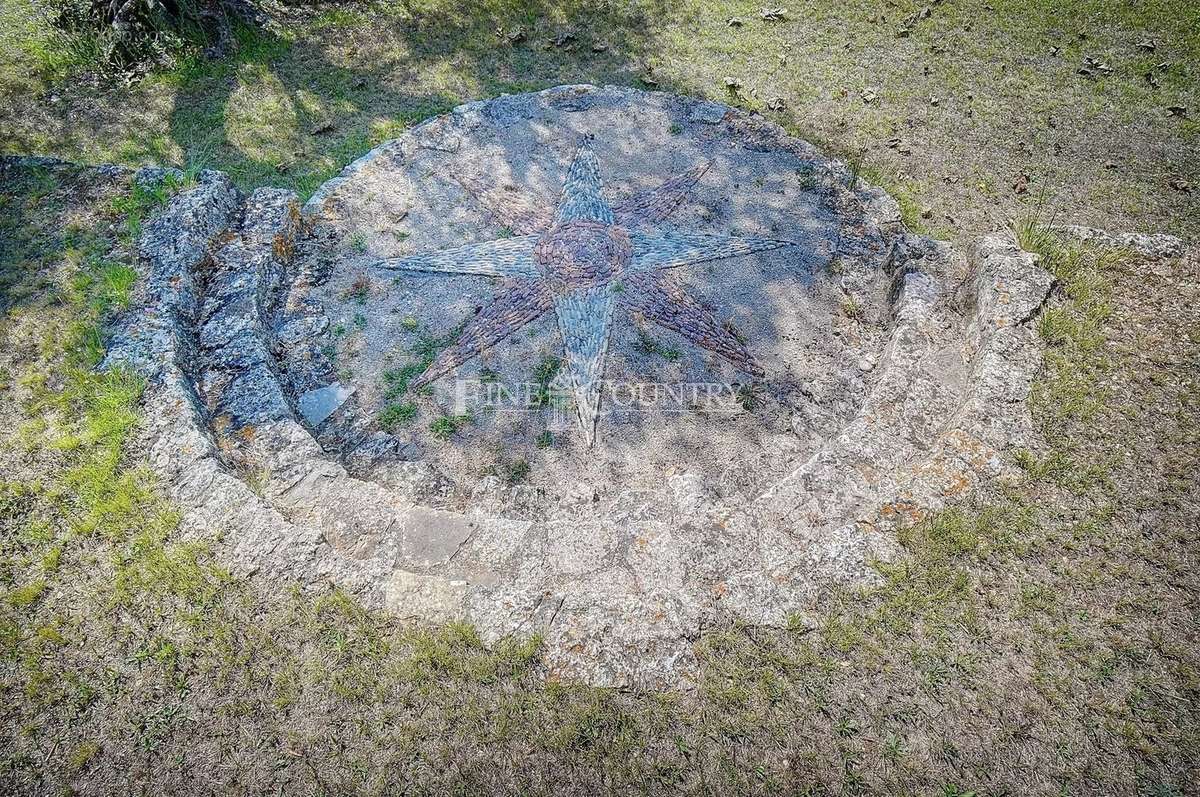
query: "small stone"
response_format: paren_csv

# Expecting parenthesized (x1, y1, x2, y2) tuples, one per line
(920, 206, 933, 219)
(724, 76, 743, 92)
(727, 16, 745, 26)
(298, 382, 355, 427)
(311, 120, 335, 135)
(759, 7, 787, 21)
(766, 96, 787, 111)
(1168, 176, 1191, 193)
(1136, 38, 1157, 52)
(860, 87, 879, 104)
(857, 358, 875, 372)
(1167, 105, 1187, 118)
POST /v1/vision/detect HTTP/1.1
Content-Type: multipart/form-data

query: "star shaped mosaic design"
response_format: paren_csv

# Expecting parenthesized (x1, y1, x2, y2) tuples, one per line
(377, 136, 793, 445)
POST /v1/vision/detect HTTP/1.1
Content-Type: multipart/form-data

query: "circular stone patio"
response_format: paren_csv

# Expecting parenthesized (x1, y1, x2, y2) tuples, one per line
(105, 85, 1053, 686)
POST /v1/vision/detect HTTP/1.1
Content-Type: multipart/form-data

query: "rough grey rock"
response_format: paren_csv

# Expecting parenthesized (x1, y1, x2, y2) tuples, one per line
(1059, 224, 1184, 260)
(105, 85, 1060, 687)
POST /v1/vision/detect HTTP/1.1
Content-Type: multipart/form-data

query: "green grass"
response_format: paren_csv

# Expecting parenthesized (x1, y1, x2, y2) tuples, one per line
(378, 400, 417, 431)
(429, 413, 471, 440)
(633, 325, 681, 362)
(2, 0, 1194, 230)
(529, 354, 561, 407)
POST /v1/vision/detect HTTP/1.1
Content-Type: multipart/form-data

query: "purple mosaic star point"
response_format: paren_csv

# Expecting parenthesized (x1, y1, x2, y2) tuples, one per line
(375, 138, 793, 444)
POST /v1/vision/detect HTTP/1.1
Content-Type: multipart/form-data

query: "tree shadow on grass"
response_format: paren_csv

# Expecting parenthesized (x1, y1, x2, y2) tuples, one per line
(159, 0, 688, 198)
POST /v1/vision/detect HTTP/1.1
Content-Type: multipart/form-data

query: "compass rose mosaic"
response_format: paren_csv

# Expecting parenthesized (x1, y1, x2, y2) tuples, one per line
(376, 136, 793, 444)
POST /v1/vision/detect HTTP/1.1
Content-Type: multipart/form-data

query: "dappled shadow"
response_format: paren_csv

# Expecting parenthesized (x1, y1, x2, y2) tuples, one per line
(160, 0, 689, 196)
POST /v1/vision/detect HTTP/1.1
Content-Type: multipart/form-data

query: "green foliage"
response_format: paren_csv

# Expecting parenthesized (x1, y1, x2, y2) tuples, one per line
(381, 323, 466, 401)
(429, 414, 470, 440)
(7, 580, 47, 608)
(502, 458, 530, 483)
(382, 363, 426, 399)
(529, 355, 561, 407)
(633, 326, 681, 362)
(379, 401, 417, 431)
(52, 0, 244, 70)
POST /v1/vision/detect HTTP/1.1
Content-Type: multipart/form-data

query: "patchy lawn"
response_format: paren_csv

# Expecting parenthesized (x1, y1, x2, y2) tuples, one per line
(1, 0, 1197, 238)
(1, 1, 1198, 794)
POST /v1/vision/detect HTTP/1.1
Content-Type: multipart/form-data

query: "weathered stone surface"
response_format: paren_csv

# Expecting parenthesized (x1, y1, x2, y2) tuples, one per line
(104, 85, 1068, 687)
(298, 382, 355, 427)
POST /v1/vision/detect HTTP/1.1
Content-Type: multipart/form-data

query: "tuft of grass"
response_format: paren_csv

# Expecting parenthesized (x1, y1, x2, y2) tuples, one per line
(382, 362, 426, 399)
(7, 580, 47, 608)
(379, 401, 417, 431)
(633, 325, 681, 362)
(502, 458, 531, 483)
(68, 740, 100, 772)
(429, 414, 471, 440)
(529, 355, 561, 407)
(840, 295, 865, 321)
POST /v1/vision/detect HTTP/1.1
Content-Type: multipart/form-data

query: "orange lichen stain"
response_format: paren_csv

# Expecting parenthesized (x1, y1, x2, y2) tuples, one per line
(943, 472, 971, 497)
(272, 234, 293, 261)
(855, 461, 880, 482)
(635, 537, 649, 549)
(880, 501, 926, 524)
(712, 582, 728, 598)
(239, 424, 257, 442)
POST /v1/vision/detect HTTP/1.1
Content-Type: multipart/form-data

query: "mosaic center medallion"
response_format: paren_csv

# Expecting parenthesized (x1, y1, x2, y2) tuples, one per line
(374, 137, 789, 444)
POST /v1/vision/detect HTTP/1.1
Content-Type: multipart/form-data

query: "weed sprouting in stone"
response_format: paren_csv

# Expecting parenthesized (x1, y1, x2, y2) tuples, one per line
(429, 414, 471, 440)
(633, 325, 681, 362)
(343, 273, 371, 302)
(503, 458, 531, 483)
(529, 355, 561, 407)
(841, 295, 865, 321)
(379, 401, 417, 431)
